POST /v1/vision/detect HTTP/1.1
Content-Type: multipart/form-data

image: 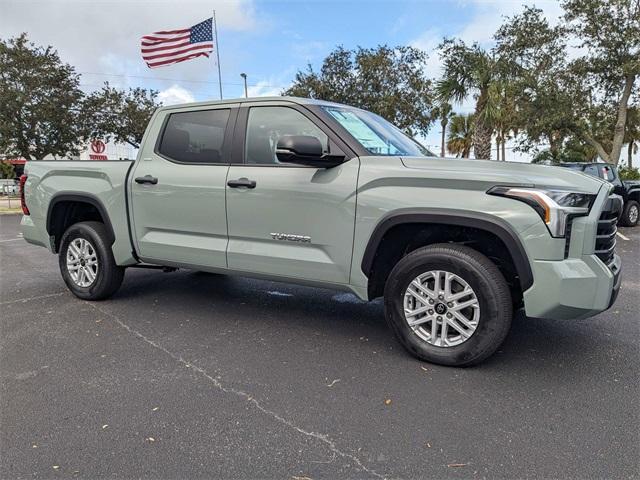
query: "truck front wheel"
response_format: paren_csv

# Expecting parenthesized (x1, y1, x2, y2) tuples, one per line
(620, 200, 639, 227)
(383, 244, 512, 367)
(58, 221, 125, 300)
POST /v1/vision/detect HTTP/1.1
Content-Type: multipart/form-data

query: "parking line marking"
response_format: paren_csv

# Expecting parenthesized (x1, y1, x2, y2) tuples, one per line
(0, 237, 22, 243)
(616, 232, 630, 241)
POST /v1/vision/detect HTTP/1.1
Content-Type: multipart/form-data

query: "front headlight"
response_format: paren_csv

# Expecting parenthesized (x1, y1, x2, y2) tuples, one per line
(488, 186, 596, 238)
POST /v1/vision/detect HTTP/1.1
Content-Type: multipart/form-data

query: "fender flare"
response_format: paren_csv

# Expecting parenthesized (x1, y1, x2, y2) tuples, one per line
(360, 208, 534, 291)
(626, 186, 640, 201)
(47, 193, 116, 251)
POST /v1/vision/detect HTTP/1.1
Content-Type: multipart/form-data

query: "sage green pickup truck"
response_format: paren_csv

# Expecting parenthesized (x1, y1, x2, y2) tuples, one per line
(20, 97, 622, 366)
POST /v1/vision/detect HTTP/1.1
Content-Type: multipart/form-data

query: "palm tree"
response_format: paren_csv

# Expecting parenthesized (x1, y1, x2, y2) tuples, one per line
(489, 81, 519, 161)
(437, 40, 503, 160)
(432, 102, 454, 157)
(447, 114, 475, 158)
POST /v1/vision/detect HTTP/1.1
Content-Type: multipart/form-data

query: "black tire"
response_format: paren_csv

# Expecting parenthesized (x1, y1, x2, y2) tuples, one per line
(58, 221, 125, 300)
(383, 244, 512, 367)
(620, 200, 639, 227)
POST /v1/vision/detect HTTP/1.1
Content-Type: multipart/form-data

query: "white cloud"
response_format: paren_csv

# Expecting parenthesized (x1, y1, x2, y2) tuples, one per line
(158, 85, 196, 105)
(291, 40, 328, 62)
(457, 0, 565, 46)
(410, 28, 445, 78)
(0, 0, 261, 93)
(246, 80, 284, 98)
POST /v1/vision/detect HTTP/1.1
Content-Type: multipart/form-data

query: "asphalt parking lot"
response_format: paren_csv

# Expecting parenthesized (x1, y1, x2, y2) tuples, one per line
(1, 213, 638, 479)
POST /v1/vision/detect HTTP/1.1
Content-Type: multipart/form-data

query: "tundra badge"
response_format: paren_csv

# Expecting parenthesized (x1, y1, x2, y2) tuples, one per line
(270, 233, 311, 243)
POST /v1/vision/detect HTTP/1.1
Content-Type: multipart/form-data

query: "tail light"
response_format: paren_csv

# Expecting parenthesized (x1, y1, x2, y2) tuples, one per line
(19, 174, 29, 215)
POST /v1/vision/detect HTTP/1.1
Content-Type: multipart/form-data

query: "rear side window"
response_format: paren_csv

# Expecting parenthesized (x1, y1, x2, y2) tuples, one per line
(583, 165, 599, 177)
(601, 165, 615, 181)
(158, 109, 230, 164)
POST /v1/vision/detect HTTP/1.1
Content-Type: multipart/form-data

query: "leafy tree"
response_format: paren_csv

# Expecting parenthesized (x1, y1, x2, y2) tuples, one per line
(0, 161, 16, 179)
(497, 2, 639, 165)
(446, 114, 474, 158)
(495, 7, 575, 160)
(285, 45, 434, 137)
(531, 140, 598, 164)
(437, 39, 508, 160)
(562, 0, 639, 165)
(431, 102, 453, 157)
(0, 34, 86, 160)
(618, 166, 640, 180)
(83, 83, 161, 149)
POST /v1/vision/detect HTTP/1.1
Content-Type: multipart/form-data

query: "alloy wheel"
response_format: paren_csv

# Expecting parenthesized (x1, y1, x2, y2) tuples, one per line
(66, 238, 99, 287)
(403, 270, 480, 347)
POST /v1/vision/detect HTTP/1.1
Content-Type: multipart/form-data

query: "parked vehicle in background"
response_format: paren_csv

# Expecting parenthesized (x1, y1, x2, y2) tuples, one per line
(559, 162, 640, 227)
(19, 97, 622, 366)
(1, 179, 19, 195)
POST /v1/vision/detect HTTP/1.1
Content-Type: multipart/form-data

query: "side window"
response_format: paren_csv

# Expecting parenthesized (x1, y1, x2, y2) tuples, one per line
(583, 165, 599, 178)
(158, 109, 230, 164)
(244, 107, 329, 165)
(601, 165, 615, 181)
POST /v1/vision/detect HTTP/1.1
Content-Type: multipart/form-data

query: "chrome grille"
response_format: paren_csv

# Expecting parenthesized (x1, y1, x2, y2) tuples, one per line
(595, 196, 622, 267)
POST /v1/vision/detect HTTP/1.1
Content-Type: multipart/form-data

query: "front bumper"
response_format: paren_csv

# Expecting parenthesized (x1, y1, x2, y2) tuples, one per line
(523, 253, 621, 320)
(522, 187, 623, 320)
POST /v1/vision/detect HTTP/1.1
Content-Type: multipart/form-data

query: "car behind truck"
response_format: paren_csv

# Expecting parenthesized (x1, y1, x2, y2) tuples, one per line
(20, 97, 622, 366)
(559, 162, 639, 227)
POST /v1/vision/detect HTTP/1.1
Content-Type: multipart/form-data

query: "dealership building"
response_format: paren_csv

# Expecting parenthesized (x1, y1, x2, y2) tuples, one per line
(2, 140, 137, 179)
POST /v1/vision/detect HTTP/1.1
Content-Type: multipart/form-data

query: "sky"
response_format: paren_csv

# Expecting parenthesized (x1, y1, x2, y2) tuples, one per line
(1, 0, 567, 160)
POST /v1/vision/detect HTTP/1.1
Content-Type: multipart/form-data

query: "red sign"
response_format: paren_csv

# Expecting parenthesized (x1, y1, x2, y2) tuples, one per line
(91, 139, 106, 154)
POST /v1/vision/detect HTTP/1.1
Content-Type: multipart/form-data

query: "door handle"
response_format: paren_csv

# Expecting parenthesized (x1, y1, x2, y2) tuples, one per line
(135, 175, 158, 185)
(227, 178, 256, 189)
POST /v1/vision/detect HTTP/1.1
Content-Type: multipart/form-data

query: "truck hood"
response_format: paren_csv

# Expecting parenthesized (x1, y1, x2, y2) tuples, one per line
(399, 156, 608, 194)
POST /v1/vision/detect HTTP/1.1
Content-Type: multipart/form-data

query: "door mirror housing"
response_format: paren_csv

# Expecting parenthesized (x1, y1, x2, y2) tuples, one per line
(276, 135, 345, 168)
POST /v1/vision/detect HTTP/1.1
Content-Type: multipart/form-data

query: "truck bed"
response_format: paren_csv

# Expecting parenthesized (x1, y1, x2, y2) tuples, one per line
(21, 160, 137, 265)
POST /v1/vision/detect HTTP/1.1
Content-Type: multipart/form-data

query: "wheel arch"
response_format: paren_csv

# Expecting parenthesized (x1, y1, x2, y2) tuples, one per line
(47, 193, 116, 253)
(626, 187, 640, 202)
(361, 209, 534, 300)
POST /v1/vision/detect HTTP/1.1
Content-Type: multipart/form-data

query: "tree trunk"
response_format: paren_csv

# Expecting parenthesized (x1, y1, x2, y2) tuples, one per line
(502, 136, 506, 162)
(472, 92, 492, 160)
(473, 119, 492, 160)
(440, 122, 446, 157)
(629, 141, 635, 169)
(496, 138, 500, 161)
(582, 74, 636, 165)
(609, 74, 636, 165)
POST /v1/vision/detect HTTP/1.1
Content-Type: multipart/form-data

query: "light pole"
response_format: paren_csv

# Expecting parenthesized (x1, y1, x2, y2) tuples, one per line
(240, 73, 248, 98)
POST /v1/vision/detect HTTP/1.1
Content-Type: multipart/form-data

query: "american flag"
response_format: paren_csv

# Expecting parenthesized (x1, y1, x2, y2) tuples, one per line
(141, 18, 214, 69)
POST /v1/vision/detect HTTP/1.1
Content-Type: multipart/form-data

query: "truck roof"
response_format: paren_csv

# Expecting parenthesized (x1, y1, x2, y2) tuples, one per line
(155, 96, 346, 112)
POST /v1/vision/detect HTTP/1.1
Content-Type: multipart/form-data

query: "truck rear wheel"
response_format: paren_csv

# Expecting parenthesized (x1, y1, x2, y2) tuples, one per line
(58, 221, 125, 300)
(383, 244, 512, 367)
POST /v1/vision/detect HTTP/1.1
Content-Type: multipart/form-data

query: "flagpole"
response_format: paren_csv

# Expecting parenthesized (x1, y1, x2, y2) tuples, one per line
(213, 10, 223, 100)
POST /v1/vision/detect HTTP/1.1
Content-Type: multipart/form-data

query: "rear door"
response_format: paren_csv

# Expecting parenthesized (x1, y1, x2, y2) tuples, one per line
(225, 102, 360, 284)
(129, 104, 237, 268)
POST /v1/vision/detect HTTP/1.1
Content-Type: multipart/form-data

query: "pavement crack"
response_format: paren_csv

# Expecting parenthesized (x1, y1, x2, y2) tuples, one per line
(0, 292, 65, 305)
(88, 302, 387, 479)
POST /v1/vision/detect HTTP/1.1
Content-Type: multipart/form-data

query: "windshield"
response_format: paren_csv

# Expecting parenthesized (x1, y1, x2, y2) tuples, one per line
(321, 106, 435, 157)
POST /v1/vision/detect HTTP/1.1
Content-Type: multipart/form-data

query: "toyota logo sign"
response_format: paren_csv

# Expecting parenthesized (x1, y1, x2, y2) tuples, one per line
(91, 140, 106, 154)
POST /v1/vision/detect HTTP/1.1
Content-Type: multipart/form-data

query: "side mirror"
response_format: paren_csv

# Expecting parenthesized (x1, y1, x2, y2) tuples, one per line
(276, 135, 345, 168)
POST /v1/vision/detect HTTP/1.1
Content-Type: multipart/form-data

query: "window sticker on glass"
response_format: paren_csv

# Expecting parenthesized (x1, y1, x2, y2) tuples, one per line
(325, 109, 391, 153)
(322, 106, 434, 157)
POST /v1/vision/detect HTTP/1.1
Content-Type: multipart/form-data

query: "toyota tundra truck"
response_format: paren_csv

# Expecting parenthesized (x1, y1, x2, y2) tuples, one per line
(19, 97, 622, 366)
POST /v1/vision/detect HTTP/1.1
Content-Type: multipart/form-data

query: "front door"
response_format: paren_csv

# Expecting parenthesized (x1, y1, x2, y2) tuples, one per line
(225, 104, 359, 284)
(130, 105, 237, 269)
